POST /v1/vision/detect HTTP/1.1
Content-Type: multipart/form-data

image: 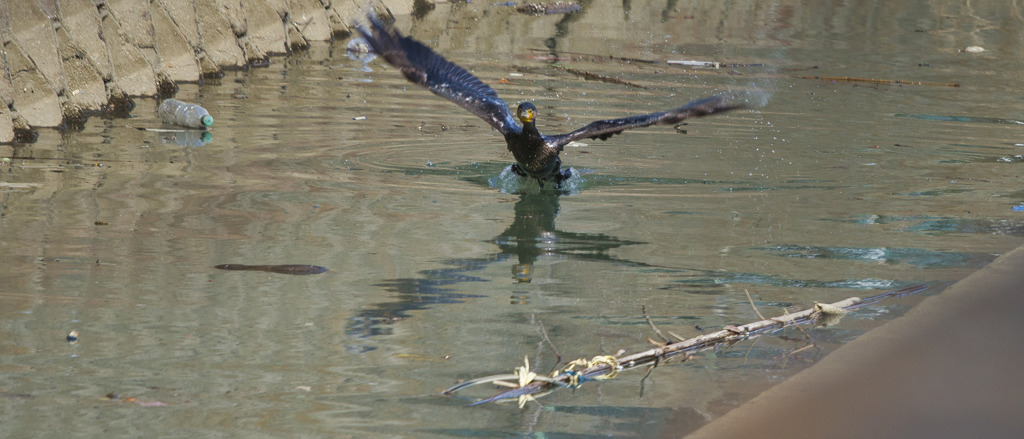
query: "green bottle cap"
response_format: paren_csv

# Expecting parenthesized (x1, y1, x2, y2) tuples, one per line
(201, 115, 214, 127)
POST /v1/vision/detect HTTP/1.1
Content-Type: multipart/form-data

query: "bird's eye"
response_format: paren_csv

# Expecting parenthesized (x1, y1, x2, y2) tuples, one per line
(518, 107, 535, 122)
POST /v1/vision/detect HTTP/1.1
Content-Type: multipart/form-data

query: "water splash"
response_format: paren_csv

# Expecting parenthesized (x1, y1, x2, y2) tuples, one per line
(487, 165, 586, 195)
(741, 82, 772, 108)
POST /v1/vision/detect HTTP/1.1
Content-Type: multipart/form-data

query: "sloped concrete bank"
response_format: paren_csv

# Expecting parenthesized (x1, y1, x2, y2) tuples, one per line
(0, 0, 409, 143)
(685, 243, 1024, 438)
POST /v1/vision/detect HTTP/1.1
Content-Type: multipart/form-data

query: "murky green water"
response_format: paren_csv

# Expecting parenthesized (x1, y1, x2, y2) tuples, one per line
(3, 1, 1023, 437)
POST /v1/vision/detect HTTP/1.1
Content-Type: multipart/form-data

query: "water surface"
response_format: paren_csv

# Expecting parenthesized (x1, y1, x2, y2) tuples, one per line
(2, 1, 1023, 437)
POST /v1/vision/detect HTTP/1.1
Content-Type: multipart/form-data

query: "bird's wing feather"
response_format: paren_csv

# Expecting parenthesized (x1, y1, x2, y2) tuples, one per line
(358, 16, 520, 136)
(544, 95, 742, 149)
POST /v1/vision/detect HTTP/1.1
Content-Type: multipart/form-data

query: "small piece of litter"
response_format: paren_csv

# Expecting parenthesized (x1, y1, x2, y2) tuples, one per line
(667, 60, 722, 68)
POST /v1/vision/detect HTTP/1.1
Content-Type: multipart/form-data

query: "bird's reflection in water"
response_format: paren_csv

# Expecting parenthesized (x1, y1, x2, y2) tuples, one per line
(498, 192, 563, 284)
(346, 191, 645, 349)
(492, 192, 643, 284)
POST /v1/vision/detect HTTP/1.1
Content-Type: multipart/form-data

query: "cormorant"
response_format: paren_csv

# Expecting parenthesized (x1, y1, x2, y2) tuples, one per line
(357, 15, 742, 187)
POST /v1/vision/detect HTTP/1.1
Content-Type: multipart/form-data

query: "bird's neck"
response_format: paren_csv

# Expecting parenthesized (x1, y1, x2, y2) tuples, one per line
(522, 122, 543, 142)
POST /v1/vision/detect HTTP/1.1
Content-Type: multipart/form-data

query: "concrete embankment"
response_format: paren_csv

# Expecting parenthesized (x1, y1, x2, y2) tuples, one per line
(0, 0, 407, 143)
(686, 244, 1024, 438)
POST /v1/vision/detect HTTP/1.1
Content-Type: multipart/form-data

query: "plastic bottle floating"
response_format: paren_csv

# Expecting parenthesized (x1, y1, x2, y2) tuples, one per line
(157, 99, 213, 129)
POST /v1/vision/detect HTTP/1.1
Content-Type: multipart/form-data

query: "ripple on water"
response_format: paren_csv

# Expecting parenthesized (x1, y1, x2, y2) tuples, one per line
(844, 214, 1024, 237)
(759, 245, 979, 269)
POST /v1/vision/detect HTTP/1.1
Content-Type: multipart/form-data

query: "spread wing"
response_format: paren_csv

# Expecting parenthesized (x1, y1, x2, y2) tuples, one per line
(358, 15, 520, 136)
(544, 95, 742, 149)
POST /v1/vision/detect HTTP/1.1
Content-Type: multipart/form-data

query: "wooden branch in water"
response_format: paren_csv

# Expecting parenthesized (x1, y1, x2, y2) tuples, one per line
(549, 64, 649, 89)
(511, 64, 649, 89)
(526, 48, 661, 64)
(444, 284, 928, 406)
(796, 75, 960, 87)
(214, 264, 328, 275)
(614, 296, 855, 368)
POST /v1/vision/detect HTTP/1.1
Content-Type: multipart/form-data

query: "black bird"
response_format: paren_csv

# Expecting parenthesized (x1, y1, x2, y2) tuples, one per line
(357, 15, 742, 187)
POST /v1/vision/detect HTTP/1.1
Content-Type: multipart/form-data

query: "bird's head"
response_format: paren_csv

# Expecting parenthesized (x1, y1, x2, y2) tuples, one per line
(516, 102, 537, 124)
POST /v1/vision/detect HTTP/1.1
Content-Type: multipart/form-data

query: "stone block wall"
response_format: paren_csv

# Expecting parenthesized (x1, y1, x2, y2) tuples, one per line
(0, 0, 408, 142)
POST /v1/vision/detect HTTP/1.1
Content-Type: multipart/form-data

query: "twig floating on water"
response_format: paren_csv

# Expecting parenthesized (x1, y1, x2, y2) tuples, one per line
(214, 264, 328, 275)
(744, 288, 767, 320)
(549, 64, 649, 89)
(642, 304, 673, 345)
(444, 284, 929, 406)
(527, 48, 660, 64)
(796, 75, 960, 87)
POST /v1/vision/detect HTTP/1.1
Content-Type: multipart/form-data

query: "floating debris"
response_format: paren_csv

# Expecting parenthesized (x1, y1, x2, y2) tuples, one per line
(796, 75, 959, 87)
(66, 330, 79, 344)
(346, 37, 378, 70)
(105, 392, 167, 407)
(444, 284, 929, 406)
(548, 64, 648, 89)
(668, 60, 722, 68)
(347, 37, 371, 54)
(667, 60, 765, 68)
(527, 48, 660, 65)
(515, 2, 582, 15)
(214, 264, 328, 275)
(893, 114, 1024, 125)
(157, 99, 213, 129)
(346, 37, 377, 67)
(962, 46, 985, 53)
